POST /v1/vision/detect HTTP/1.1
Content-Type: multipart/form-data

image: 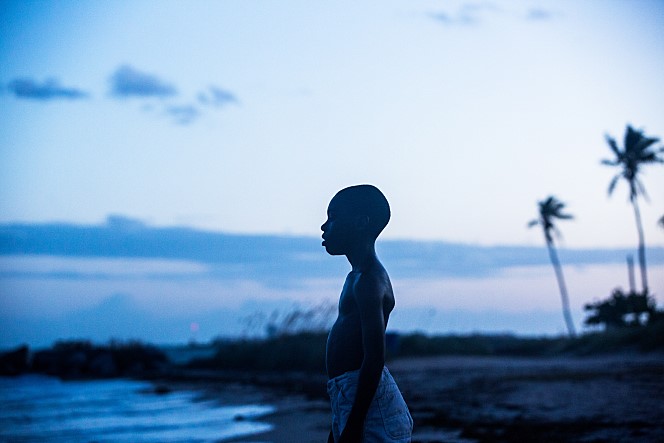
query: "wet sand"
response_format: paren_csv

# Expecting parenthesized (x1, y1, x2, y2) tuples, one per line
(167, 353, 664, 442)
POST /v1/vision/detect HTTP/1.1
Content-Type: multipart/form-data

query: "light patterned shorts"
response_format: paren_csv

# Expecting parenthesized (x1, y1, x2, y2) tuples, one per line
(327, 366, 413, 442)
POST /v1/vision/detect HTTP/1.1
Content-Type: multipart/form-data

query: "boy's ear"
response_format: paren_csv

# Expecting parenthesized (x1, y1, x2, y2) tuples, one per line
(355, 215, 370, 230)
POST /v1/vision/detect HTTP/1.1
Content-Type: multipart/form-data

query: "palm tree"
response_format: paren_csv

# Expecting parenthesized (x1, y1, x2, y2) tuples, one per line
(602, 125, 664, 294)
(528, 196, 576, 337)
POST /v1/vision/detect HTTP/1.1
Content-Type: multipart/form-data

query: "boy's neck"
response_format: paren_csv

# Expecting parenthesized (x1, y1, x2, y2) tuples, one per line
(346, 241, 378, 272)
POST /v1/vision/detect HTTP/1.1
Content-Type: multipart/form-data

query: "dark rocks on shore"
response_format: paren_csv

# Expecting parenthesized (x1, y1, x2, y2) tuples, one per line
(0, 341, 171, 379)
(0, 345, 29, 376)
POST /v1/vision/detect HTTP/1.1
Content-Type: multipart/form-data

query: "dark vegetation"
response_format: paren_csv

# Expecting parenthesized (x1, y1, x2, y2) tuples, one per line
(185, 321, 663, 374)
(3, 320, 662, 379)
(4, 278, 662, 380)
(584, 288, 658, 328)
(180, 284, 664, 375)
(189, 332, 328, 373)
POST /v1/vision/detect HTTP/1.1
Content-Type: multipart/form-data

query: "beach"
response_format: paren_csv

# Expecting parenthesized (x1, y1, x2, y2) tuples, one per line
(3, 351, 661, 442)
(214, 352, 664, 443)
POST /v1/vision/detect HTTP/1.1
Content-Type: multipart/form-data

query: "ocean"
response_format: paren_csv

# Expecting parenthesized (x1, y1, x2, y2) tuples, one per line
(0, 375, 275, 442)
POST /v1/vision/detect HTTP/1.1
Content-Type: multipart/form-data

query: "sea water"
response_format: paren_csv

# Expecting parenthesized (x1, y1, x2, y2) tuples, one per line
(0, 375, 274, 442)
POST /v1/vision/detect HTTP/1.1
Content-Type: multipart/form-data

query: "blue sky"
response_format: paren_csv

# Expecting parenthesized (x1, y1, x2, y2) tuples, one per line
(1, 0, 663, 247)
(1, 1, 664, 346)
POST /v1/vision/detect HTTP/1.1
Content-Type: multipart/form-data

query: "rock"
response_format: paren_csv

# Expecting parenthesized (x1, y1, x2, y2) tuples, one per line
(31, 341, 171, 379)
(0, 345, 29, 376)
(89, 352, 118, 378)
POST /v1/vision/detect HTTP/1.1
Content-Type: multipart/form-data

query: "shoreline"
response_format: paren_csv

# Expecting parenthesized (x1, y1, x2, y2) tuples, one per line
(144, 370, 331, 443)
(8, 352, 659, 442)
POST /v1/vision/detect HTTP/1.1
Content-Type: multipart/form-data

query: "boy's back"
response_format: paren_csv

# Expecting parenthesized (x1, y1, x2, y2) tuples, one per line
(321, 185, 412, 442)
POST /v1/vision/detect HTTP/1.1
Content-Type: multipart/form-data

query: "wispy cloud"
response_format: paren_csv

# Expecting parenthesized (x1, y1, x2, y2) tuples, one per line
(6, 78, 89, 100)
(106, 66, 238, 125)
(526, 8, 555, 21)
(109, 65, 177, 98)
(2, 218, 661, 283)
(198, 86, 238, 107)
(165, 104, 200, 125)
(3, 66, 236, 126)
(163, 85, 238, 125)
(430, 3, 557, 26)
(430, 2, 500, 26)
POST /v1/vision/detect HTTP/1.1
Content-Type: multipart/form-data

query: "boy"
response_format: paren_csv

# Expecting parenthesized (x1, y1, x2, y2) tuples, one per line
(321, 185, 413, 443)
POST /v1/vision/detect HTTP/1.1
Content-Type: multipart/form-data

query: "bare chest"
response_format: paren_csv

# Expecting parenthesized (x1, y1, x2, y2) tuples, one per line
(337, 275, 359, 316)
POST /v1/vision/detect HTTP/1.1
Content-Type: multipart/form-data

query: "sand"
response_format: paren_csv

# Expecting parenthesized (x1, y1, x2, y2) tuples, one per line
(161, 353, 664, 442)
(390, 353, 664, 442)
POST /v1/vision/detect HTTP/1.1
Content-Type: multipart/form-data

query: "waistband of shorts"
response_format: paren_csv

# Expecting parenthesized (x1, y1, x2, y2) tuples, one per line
(327, 366, 389, 389)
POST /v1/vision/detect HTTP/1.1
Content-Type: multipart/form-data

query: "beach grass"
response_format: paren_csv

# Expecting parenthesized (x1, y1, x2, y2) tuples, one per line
(185, 321, 663, 374)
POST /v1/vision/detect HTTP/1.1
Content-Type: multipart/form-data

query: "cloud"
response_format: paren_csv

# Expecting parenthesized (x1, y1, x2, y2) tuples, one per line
(6, 78, 89, 100)
(430, 2, 500, 26)
(430, 12, 475, 26)
(526, 8, 554, 21)
(3, 68, 235, 127)
(198, 86, 238, 107)
(2, 219, 662, 283)
(165, 104, 200, 125)
(164, 86, 238, 125)
(106, 66, 238, 125)
(109, 65, 177, 98)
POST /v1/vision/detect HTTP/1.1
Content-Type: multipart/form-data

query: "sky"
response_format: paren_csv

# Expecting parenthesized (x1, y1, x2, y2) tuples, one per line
(1, 0, 663, 247)
(1, 0, 664, 347)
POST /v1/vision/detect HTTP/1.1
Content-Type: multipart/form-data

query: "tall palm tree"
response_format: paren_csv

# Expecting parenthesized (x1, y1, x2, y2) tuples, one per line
(602, 125, 664, 294)
(528, 196, 576, 337)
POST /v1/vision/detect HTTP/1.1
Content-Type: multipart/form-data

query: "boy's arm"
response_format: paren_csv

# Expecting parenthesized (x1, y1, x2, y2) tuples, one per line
(339, 274, 386, 442)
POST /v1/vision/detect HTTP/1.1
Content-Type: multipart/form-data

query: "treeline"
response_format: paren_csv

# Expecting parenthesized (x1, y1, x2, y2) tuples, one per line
(186, 323, 664, 374)
(3, 323, 661, 379)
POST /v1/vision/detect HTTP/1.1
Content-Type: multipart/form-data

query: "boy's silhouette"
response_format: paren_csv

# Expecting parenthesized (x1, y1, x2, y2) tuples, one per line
(322, 185, 413, 442)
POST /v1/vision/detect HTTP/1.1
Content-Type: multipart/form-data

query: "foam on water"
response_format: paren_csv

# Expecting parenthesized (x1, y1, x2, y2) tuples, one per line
(0, 375, 275, 442)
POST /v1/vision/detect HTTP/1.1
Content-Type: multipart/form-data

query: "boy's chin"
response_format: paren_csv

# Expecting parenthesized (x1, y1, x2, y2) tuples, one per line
(323, 244, 345, 256)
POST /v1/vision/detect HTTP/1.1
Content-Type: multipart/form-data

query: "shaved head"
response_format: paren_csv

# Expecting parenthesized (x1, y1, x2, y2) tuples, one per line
(332, 184, 390, 239)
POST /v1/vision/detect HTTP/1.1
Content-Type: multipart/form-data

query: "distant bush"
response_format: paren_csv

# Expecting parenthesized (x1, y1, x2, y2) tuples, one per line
(188, 325, 663, 375)
(395, 324, 664, 358)
(389, 333, 569, 358)
(569, 320, 664, 354)
(584, 288, 657, 329)
(189, 332, 328, 373)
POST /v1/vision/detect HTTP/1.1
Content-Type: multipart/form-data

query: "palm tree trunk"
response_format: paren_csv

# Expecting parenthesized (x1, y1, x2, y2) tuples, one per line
(546, 239, 576, 337)
(627, 255, 636, 293)
(631, 199, 648, 294)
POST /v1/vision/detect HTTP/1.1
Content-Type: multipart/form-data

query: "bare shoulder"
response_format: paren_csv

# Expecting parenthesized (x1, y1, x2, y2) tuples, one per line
(352, 264, 392, 305)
